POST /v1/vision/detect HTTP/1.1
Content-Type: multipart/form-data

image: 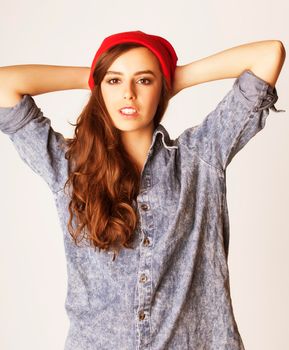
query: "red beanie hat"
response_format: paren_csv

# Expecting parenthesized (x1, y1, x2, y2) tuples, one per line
(88, 30, 178, 91)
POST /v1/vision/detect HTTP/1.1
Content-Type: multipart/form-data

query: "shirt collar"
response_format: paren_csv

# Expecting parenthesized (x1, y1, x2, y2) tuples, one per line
(150, 124, 179, 151)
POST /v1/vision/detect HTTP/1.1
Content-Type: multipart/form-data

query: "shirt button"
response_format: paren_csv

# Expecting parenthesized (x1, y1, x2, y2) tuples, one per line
(143, 236, 150, 246)
(138, 310, 146, 320)
(139, 273, 148, 283)
(267, 96, 273, 101)
(253, 106, 259, 112)
(140, 203, 149, 211)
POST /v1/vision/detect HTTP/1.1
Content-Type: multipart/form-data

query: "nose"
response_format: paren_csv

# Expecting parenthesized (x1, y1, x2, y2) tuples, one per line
(123, 82, 136, 100)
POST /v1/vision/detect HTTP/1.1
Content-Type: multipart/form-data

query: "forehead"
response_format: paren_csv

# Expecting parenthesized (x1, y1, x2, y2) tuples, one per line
(108, 47, 162, 74)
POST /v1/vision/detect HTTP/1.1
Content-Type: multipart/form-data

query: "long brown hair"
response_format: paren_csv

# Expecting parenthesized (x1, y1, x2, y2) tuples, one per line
(64, 43, 171, 260)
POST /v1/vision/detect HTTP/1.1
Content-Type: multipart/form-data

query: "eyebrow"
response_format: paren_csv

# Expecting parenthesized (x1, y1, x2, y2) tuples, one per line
(105, 70, 157, 77)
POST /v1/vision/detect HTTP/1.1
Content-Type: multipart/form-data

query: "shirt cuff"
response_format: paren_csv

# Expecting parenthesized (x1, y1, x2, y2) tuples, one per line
(233, 69, 286, 114)
(0, 94, 38, 134)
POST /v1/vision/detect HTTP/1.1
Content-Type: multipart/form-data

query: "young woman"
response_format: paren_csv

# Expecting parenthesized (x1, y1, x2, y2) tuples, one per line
(0, 30, 286, 350)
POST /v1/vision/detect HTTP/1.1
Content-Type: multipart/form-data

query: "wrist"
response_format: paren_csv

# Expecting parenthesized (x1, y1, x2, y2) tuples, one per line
(171, 65, 187, 98)
(79, 67, 91, 90)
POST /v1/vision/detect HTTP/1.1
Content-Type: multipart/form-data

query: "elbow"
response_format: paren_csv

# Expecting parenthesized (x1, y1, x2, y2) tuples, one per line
(272, 40, 286, 62)
(268, 40, 286, 78)
(250, 41, 286, 88)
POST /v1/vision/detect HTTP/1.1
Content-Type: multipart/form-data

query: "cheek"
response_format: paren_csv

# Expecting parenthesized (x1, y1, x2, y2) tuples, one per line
(150, 90, 161, 110)
(144, 88, 160, 105)
(146, 99, 160, 118)
(101, 89, 115, 110)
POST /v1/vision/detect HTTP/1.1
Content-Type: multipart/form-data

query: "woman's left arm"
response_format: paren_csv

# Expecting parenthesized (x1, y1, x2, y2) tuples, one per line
(171, 40, 286, 97)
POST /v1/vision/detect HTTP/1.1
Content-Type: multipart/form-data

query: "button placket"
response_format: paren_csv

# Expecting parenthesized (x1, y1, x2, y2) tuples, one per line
(139, 176, 151, 195)
(135, 171, 154, 347)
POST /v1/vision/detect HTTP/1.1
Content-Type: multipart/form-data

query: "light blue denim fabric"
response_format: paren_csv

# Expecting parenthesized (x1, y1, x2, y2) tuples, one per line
(0, 70, 286, 350)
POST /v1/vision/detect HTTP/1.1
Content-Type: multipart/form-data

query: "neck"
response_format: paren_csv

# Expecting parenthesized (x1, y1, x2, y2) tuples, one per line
(120, 125, 154, 173)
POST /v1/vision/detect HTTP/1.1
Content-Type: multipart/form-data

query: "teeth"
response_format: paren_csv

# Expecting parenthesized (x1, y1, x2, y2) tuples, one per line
(121, 108, 137, 114)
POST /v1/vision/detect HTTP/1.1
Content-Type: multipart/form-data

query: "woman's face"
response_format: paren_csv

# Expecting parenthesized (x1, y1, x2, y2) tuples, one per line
(100, 47, 163, 134)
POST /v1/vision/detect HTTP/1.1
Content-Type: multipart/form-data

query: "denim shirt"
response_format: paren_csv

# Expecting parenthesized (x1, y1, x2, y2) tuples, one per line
(0, 70, 286, 350)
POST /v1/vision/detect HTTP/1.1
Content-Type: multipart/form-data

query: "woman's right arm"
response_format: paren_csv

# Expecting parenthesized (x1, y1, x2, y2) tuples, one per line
(0, 64, 90, 107)
(0, 65, 91, 193)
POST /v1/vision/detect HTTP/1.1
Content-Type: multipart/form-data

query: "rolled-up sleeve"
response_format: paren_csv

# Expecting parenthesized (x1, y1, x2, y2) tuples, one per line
(180, 69, 286, 171)
(0, 94, 68, 193)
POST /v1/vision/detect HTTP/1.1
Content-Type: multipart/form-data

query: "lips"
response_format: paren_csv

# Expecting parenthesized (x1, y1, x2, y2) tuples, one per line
(119, 106, 139, 117)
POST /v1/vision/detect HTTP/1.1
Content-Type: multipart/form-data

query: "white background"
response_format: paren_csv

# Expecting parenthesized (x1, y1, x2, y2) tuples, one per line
(0, 0, 288, 349)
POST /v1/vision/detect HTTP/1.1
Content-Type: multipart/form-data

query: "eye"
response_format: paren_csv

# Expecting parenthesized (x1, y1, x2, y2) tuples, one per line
(106, 78, 120, 84)
(138, 78, 151, 85)
(105, 77, 152, 85)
